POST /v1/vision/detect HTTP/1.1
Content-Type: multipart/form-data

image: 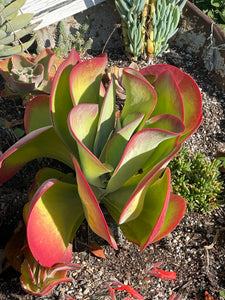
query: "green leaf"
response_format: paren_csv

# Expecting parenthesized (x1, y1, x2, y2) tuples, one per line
(105, 168, 173, 250)
(0, 14, 34, 33)
(0, 126, 74, 184)
(72, 157, 118, 250)
(24, 95, 52, 133)
(68, 105, 112, 187)
(93, 78, 116, 157)
(144, 114, 185, 134)
(69, 53, 107, 105)
(211, 0, 221, 7)
(50, 48, 81, 156)
(149, 70, 184, 121)
(152, 193, 186, 243)
(33, 48, 55, 80)
(0, 37, 35, 58)
(2, 0, 26, 18)
(0, 22, 38, 44)
(21, 246, 81, 296)
(106, 128, 181, 192)
(68, 103, 98, 152)
(140, 65, 202, 142)
(121, 68, 157, 130)
(105, 113, 144, 168)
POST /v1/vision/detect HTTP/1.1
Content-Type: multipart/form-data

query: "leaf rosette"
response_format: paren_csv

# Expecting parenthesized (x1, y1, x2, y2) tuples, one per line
(0, 49, 202, 294)
(0, 48, 55, 97)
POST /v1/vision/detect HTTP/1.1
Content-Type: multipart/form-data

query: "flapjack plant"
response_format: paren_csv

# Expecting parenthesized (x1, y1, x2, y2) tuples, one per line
(0, 48, 55, 97)
(0, 49, 202, 295)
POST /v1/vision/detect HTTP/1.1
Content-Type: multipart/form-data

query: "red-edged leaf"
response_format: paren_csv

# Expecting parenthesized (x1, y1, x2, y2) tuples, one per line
(105, 113, 144, 169)
(72, 157, 118, 250)
(27, 179, 84, 267)
(140, 64, 202, 142)
(121, 67, 157, 130)
(0, 126, 73, 184)
(89, 243, 106, 259)
(104, 168, 172, 250)
(32, 48, 56, 80)
(148, 70, 184, 121)
(68, 103, 98, 151)
(68, 107, 112, 187)
(69, 53, 107, 105)
(20, 246, 81, 296)
(107, 128, 181, 193)
(152, 193, 186, 244)
(50, 48, 81, 155)
(24, 94, 51, 134)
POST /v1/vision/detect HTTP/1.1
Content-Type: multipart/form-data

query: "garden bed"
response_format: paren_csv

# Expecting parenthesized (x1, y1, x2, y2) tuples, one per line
(0, 44, 225, 299)
(0, 0, 225, 298)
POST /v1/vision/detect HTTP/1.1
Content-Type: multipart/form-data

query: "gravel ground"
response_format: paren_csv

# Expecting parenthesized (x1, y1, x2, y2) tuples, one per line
(0, 46, 225, 300)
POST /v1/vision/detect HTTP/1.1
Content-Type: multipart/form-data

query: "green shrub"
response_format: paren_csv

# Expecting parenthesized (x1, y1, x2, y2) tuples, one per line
(169, 146, 224, 213)
(190, 0, 225, 32)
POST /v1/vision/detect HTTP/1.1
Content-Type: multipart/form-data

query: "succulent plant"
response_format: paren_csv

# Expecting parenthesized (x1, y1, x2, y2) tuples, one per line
(0, 49, 202, 295)
(54, 20, 93, 58)
(0, 0, 38, 60)
(115, 0, 187, 59)
(150, 0, 187, 57)
(20, 246, 81, 295)
(0, 48, 55, 97)
(115, 0, 146, 59)
(169, 146, 224, 212)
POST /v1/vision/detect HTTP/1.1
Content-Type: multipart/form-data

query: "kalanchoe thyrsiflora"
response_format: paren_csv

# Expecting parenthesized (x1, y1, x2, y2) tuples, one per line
(0, 48, 55, 97)
(0, 49, 202, 294)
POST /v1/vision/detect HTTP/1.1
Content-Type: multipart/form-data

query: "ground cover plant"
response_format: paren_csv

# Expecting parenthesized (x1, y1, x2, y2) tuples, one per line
(169, 146, 224, 213)
(0, 48, 203, 295)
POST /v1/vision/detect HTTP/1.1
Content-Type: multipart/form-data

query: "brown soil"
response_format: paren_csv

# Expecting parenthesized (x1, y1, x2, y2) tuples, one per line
(0, 46, 225, 300)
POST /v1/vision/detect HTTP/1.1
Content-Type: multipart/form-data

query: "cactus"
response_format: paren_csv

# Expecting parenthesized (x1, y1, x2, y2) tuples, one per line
(54, 20, 93, 58)
(0, 0, 38, 60)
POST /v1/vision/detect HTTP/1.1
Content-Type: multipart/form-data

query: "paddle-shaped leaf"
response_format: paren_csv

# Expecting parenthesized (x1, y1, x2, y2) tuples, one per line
(27, 179, 84, 267)
(93, 78, 116, 157)
(140, 64, 202, 141)
(151, 193, 186, 243)
(104, 168, 169, 247)
(105, 113, 144, 168)
(0, 126, 73, 184)
(24, 94, 51, 133)
(50, 48, 81, 155)
(121, 68, 157, 129)
(68, 106, 112, 187)
(106, 128, 182, 192)
(69, 53, 107, 105)
(72, 157, 118, 250)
